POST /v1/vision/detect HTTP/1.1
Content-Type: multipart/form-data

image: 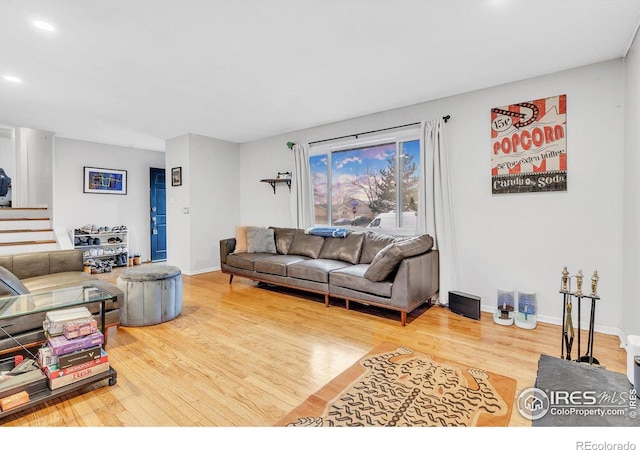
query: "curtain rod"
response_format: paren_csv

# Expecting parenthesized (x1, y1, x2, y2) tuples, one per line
(302, 115, 450, 147)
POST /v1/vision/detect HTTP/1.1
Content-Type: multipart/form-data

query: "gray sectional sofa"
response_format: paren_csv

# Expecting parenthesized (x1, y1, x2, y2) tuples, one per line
(220, 227, 439, 325)
(0, 249, 123, 356)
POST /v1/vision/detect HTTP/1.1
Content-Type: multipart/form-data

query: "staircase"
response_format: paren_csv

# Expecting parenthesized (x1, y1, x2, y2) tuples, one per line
(0, 207, 59, 255)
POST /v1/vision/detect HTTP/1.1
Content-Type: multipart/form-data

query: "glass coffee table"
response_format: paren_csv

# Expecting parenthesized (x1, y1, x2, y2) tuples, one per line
(0, 285, 118, 421)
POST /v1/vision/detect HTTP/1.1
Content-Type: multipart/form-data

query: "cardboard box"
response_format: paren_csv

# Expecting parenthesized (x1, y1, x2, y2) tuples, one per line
(62, 318, 98, 340)
(0, 390, 29, 411)
(46, 331, 104, 356)
(43, 307, 93, 336)
(58, 345, 102, 369)
(44, 349, 108, 380)
(47, 360, 110, 390)
(38, 345, 57, 368)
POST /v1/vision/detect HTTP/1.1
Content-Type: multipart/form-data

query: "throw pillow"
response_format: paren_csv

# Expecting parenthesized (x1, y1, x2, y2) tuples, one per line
(233, 226, 248, 253)
(246, 226, 277, 254)
(0, 265, 30, 296)
(364, 234, 434, 282)
(360, 232, 399, 264)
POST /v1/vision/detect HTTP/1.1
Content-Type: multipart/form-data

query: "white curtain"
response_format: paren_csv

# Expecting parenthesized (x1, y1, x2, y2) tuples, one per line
(419, 118, 460, 305)
(290, 143, 314, 229)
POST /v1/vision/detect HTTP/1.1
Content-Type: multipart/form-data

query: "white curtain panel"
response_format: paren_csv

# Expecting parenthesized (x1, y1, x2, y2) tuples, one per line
(290, 143, 314, 229)
(419, 118, 460, 305)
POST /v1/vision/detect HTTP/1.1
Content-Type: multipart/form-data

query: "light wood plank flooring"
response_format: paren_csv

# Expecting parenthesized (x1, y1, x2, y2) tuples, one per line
(1, 267, 629, 427)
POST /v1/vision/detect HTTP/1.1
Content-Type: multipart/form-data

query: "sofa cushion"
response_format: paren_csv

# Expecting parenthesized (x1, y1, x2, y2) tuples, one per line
(318, 232, 365, 264)
(226, 252, 273, 271)
(21, 271, 93, 293)
(330, 264, 393, 298)
(271, 227, 297, 255)
(233, 226, 248, 253)
(287, 230, 325, 259)
(0, 266, 30, 296)
(360, 232, 399, 264)
(254, 255, 309, 276)
(246, 226, 277, 254)
(288, 259, 352, 283)
(364, 234, 434, 282)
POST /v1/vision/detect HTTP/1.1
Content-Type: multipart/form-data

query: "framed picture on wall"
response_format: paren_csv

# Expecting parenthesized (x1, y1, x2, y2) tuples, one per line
(171, 167, 182, 186)
(83, 167, 127, 195)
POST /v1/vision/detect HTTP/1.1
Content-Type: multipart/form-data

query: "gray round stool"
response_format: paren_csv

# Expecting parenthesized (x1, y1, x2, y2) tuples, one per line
(116, 264, 183, 326)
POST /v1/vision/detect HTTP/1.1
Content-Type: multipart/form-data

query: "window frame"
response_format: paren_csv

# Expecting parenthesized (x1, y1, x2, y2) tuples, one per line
(308, 126, 422, 236)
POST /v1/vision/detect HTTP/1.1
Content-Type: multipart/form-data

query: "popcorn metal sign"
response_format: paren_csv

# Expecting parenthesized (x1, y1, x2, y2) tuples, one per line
(491, 94, 567, 194)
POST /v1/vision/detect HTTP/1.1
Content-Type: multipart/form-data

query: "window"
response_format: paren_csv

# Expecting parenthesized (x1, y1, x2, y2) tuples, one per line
(309, 127, 421, 235)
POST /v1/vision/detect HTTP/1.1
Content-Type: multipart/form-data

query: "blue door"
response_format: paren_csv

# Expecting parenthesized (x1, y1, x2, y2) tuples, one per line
(150, 168, 167, 261)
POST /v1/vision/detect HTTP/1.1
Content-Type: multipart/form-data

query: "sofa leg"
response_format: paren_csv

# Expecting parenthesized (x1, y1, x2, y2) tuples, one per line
(345, 299, 350, 310)
(229, 274, 234, 284)
(324, 294, 329, 307)
(400, 311, 407, 326)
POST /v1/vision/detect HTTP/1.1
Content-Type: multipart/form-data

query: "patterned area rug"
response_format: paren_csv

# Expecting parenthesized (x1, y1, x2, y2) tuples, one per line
(274, 341, 517, 427)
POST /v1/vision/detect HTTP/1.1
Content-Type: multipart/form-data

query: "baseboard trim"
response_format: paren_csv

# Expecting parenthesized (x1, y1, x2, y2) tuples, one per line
(182, 266, 219, 276)
(480, 305, 622, 337)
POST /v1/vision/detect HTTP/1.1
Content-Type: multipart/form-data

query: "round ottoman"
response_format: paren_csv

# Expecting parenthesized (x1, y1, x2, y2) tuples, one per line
(116, 264, 183, 326)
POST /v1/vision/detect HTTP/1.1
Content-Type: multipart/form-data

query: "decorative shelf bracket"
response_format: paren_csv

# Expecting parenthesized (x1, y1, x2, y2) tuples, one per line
(260, 178, 291, 194)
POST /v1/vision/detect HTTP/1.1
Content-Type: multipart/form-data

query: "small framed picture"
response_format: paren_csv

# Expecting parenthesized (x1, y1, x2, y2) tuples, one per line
(171, 167, 182, 186)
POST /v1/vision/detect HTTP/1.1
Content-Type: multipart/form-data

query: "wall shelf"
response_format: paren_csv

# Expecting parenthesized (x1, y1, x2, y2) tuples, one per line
(260, 173, 291, 194)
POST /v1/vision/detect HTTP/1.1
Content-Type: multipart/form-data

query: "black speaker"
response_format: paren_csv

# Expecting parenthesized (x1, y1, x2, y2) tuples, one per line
(448, 291, 481, 320)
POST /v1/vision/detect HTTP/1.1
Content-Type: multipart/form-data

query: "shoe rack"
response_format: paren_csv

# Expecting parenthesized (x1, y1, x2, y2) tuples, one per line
(72, 225, 129, 271)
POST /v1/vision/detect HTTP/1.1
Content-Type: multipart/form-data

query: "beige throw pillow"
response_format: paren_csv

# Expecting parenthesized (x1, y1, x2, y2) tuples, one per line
(233, 226, 248, 253)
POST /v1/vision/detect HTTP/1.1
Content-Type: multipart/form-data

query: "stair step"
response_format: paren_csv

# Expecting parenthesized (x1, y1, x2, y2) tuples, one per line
(0, 217, 50, 220)
(0, 219, 50, 230)
(0, 228, 54, 233)
(0, 229, 56, 243)
(0, 241, 59, 256)
(0, 240, 57, 247)
(0, 207, 49, 220)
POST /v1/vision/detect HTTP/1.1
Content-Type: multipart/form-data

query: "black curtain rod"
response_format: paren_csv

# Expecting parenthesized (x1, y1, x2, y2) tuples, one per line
(306, 115, 450, 146)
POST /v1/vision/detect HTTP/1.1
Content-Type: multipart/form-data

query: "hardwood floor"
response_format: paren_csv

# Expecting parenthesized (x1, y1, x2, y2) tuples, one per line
(1, 266, 629, 428)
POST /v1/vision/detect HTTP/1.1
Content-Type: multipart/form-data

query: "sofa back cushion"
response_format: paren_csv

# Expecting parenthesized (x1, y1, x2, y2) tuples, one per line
(271, 227, 297, 255)
(318, 232, 364, 265)
(360, 232, 399, 264)
(0, 266, 30, 296)
(364, 234, 434, 282)
(287, 230, 325, 259)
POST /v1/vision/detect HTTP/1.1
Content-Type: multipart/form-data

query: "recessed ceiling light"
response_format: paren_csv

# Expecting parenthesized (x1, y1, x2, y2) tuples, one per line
(2, 75, 22, 83)
(32, 20, 55, 32)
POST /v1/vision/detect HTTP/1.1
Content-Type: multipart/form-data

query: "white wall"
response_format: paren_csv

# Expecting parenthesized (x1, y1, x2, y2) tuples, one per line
(53, 137, 165, 262)
(166, 133, 240, 275)
(166, 134, 191, 274)
(623, 31, 640, 340)
(189, 134, 240, 274)
(15, 127, 54, 208)
(239, 59, 626, 335)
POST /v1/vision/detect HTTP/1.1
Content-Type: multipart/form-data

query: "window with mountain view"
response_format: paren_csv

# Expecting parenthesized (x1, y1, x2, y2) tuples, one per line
(309, 131, 421, 235)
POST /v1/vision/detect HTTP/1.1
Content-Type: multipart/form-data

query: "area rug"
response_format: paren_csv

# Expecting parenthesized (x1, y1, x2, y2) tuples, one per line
(274, 341, 517, 427)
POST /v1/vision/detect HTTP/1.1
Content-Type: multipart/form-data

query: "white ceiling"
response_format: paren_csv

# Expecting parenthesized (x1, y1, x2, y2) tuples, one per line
(1, 0, 639, 152)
